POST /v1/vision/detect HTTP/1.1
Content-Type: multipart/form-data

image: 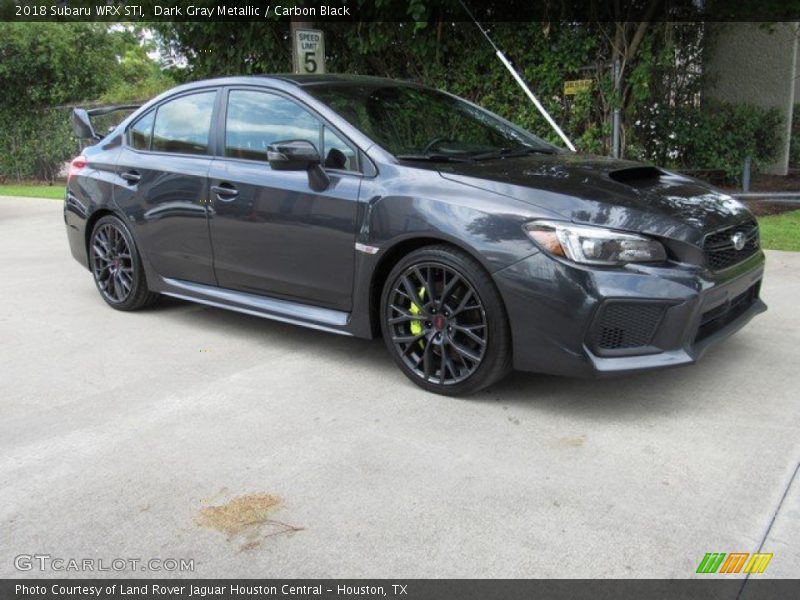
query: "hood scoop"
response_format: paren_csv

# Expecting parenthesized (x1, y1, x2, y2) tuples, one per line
(608, 166, 664, 187)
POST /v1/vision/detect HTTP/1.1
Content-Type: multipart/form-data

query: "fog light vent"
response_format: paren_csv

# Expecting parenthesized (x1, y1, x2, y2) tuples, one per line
(591, 302, 666, 352)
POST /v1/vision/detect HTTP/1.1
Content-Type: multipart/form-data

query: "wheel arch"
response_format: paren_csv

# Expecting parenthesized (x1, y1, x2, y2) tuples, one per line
(84, 208, 120, 259)
(367, 234, 502, 338)
(85, 207, 158, 287)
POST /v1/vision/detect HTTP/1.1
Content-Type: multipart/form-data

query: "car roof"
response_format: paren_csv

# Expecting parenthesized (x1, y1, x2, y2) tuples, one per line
(175, 74, 419, 90)
(261, 74, 411, 87)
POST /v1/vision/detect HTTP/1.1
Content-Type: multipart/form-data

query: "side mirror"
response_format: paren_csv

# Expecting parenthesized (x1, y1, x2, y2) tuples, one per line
(267, 140, 322, 171)
(71, 108, 99, 140)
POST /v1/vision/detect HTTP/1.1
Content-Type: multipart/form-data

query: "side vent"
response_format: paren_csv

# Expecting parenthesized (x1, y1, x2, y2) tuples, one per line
(608, 166, 664, 186)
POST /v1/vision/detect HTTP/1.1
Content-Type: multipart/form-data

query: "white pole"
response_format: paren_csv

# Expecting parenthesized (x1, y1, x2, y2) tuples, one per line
(495, 51, 576, 152)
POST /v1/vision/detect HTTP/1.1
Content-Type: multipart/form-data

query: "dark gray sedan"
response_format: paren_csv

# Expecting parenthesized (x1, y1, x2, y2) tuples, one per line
(65, 75, 765, 395)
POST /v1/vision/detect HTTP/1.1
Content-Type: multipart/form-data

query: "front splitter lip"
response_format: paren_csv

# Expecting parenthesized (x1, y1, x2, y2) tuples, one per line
(584, 298, 767, 377)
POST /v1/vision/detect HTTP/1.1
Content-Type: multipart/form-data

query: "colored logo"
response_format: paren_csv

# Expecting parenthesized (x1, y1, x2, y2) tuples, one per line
(696, 552, 773, 574)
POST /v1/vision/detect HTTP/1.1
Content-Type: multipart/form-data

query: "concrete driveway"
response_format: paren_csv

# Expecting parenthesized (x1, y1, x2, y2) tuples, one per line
(0, 196, 798, 579)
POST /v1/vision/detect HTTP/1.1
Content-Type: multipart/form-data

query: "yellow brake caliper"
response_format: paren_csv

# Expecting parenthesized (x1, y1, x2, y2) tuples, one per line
(409, 287, 426, 344)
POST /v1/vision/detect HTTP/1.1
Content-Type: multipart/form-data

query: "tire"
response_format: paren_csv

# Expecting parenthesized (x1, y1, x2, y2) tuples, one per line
(380, 245, 512, 396)
(89, 214, 159, 311)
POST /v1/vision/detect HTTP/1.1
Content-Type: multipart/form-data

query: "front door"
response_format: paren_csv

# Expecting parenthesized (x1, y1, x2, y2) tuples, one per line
(207, 89, 362, 311)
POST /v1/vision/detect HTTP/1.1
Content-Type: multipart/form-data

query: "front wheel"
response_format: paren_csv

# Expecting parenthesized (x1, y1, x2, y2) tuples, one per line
(89, 215, 158, 311)
(380, 245, 512, 396)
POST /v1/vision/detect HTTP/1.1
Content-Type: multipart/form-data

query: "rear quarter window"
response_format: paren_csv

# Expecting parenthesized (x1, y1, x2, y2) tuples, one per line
(128, 110, 155, 151)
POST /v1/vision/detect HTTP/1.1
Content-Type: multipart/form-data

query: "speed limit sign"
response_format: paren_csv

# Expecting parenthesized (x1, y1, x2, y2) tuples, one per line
(294, 28, 326, 74)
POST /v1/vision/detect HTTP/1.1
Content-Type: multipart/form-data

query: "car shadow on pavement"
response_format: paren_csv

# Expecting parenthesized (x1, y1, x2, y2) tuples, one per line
(474, 337, 751, 419)
(155, 296, 751, 418)
(155, 295, 393, 368)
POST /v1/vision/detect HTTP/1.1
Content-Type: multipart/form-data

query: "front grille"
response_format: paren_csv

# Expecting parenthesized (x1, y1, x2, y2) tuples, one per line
(695, 282, 760, 343)
(591, 302, 665, 352)
(703, 219, 759, 271)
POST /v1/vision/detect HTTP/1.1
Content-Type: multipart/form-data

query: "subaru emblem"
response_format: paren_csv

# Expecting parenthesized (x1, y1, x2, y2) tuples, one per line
(731, 232, 746, 251)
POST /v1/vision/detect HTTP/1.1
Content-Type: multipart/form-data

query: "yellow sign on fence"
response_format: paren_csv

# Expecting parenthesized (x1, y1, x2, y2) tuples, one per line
(564, 79, 592, 95)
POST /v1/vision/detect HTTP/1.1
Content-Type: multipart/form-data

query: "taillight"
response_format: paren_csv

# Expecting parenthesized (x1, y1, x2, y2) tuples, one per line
(68, 155, 87, 183)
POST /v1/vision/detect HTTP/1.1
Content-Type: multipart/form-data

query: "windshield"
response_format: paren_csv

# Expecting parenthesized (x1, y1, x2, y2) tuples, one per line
(306, 83, 555, 159)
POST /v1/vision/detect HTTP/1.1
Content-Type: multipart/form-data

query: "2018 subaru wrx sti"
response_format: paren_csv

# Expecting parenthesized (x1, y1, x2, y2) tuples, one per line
(65, 75, 766, 395)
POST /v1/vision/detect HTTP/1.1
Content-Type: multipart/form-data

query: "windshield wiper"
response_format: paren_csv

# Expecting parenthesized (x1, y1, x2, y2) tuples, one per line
(468, 146, 557, 161)
(396, 153, 475, 163)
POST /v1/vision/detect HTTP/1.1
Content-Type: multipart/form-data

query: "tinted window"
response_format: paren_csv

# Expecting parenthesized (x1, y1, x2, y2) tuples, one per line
(225, 90, 357, 171)
(152, 91, 216, 155)
(323, 125, 357, 171)
(308, 84, 552, 157)
(129, 110, 155, 150)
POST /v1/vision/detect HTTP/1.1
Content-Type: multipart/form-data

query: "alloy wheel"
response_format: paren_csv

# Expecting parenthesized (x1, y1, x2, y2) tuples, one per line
(91, 222, 134, 303)
(386, 262, 488, 385)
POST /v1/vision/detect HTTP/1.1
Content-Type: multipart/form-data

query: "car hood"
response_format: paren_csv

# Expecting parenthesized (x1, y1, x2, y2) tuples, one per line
(437, 154, 752, 246)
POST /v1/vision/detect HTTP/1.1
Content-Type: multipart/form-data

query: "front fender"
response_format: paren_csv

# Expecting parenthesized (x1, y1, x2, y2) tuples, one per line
(359, 165, 556, 273)
(345, 164, 559, 339)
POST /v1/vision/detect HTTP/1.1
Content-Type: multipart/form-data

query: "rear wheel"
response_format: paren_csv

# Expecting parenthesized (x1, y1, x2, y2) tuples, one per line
(380, 245, 511, 395)
(89, 215, 158, 311)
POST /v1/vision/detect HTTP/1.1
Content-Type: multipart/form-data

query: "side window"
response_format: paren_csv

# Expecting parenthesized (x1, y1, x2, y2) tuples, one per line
(151, 91, 216, 155)
(129, 110, 155, 150)
(225, 90, 357, 171)
(323, 126, 358, 171)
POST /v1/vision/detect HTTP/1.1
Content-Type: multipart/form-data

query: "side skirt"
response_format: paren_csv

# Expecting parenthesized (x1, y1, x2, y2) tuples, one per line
(158, 277, 353, 337)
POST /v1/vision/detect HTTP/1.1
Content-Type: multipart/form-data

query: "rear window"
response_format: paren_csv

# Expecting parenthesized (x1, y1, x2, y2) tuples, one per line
(151, 91, 216, 155)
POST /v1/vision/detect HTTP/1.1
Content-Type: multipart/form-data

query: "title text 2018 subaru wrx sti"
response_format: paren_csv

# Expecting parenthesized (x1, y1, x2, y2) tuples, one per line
(65, 75, 766, 395)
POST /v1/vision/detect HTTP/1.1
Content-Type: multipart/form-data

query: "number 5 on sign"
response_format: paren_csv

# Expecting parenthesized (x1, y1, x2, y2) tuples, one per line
(294, 28, 325, 74)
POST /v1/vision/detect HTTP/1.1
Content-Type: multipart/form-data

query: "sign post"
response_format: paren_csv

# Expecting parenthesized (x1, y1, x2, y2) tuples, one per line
(292, 27, 325, 74)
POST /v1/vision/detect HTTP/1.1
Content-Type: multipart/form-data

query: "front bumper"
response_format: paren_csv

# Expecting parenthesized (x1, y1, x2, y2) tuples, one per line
(493, 249, 766, 378)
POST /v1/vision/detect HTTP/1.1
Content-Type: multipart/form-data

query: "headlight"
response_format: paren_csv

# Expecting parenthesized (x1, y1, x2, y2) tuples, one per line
(524, 220, 667, 265)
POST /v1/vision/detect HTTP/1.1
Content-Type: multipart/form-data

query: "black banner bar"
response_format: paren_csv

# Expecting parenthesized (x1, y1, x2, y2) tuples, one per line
(2, 579, 800, 600)
(3, 0, 800, 23)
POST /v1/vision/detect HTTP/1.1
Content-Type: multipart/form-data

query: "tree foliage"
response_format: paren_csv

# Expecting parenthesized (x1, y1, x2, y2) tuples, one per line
(100, 26, 176, 103)
(0, 14, 784, 183)
(0, 23, 173, 182)
(0, 23, 121, 109)
(152, 19, 782, 182)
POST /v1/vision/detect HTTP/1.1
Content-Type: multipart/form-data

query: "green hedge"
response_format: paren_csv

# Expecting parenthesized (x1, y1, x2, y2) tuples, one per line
(633, 101, 783, 182)
(0, 22, 173, 183)
(0, 106, 144, 183)
(0, 108, 77, 183)
(678, 102, 782, 181)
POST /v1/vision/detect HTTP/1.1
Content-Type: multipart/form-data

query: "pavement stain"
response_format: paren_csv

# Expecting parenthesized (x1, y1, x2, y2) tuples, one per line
(557, 434, 587, 448)
(238, 539, 263, 553)
(195, 493, 303, 546)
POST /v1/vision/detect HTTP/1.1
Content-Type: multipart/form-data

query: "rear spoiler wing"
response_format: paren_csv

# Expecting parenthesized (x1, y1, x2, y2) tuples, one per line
(71, 104, 141, 140)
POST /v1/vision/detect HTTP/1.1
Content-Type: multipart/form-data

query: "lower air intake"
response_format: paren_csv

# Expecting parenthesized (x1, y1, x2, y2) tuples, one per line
(591, 301, 666, 354)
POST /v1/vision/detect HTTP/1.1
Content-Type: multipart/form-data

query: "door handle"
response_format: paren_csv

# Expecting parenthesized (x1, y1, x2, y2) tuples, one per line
(210, 184, 239, 201)
(120, 170, 141, 184)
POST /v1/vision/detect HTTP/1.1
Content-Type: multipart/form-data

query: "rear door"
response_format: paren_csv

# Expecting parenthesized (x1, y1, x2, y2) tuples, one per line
(113, 89, 219, 285)
(206, 88, 362, 311)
